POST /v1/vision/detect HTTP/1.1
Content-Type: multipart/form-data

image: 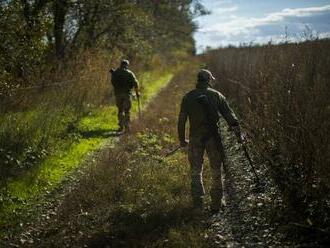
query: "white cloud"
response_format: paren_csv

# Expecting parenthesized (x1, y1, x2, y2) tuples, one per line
(202, 4, 330, 36)
(194, 4, 330, 53)
(319, 31, 330, 39)
(212, 0, 232, 6)
(255, 5, 330, 24)
(213, 6, 238, 14)
(202, 0, 233, 10)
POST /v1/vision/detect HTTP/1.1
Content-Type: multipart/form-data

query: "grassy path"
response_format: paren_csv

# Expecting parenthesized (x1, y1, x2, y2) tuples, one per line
(1, 60, 308, 247)
(2, 62, 204, 247)
(0, 68, 175, 240)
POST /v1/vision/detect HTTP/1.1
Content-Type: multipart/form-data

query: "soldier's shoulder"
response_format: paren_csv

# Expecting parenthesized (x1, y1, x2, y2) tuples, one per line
(206, 87, 219, 94)
(113, 68, 122, 75)
(184, 89, 199, 99)
(207, 88, 225, 99)
(125, 69, 135, 75)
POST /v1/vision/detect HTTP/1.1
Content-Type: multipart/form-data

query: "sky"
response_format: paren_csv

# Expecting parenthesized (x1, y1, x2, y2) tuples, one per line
(194, 0, 330, 53)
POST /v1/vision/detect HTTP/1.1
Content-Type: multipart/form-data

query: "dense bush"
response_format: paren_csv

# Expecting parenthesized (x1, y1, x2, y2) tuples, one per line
(0, 1, 206, 180)
(0, 0, 205, 100)
(204, 39, 330, 227)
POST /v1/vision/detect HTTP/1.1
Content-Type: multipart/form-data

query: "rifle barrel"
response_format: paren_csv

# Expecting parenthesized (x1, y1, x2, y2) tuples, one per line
(165, 146, 182, 157)
(241, 143, 260, 182)
(137, 96, 142, 118)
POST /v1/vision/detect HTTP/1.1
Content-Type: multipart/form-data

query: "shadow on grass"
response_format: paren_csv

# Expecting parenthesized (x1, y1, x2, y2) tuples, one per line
(87, 206, 202, 247)
(79, 129, 123, 138)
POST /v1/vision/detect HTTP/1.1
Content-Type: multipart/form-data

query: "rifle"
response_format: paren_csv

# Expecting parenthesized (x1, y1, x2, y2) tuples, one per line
(137, 93, 142, 118)
(164, 142, 191, 157)
(165, 145, 182, 157)
(240, 135, 265, 192)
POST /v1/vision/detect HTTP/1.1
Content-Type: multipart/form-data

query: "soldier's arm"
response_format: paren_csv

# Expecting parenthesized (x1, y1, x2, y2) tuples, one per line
(218, 95, 243, 142)
(218, 95, 239, 127)
(111, 72, 117, 88)
(130, 72, 140, 96)
(178, 97, 188, 146)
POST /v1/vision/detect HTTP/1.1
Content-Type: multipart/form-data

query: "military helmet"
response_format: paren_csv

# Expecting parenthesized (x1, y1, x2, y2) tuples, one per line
(121, 59, 130, 67)
(197, 69, 215, 82)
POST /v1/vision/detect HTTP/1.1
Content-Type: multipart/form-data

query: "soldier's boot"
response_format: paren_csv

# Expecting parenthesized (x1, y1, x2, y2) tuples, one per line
(123, 111, 131, 133)
(191, 177, 204, 217)
(117, 112, 124, 132)
(193, 196, 203, 209)
(192, 197, 204, 217)
(210, 187, 223, 214)
(124, 125, 130, 133)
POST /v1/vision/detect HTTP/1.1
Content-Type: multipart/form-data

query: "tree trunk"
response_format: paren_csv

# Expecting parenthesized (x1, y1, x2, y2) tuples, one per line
(53, 0, 67, 58)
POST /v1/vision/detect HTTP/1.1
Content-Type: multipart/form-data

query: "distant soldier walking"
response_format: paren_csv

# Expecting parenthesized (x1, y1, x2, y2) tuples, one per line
(178, 69, 241, 213)
(111, 60, 140, 132)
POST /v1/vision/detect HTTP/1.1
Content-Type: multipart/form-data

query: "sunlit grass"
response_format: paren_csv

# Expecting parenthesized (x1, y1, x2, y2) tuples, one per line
(0, 138, 105, 228)
(0, 67, 176, 235)
(78, 106, 118, 132)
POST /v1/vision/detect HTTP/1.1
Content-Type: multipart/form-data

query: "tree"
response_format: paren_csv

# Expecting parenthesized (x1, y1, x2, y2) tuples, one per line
(0, 0, 208, 97)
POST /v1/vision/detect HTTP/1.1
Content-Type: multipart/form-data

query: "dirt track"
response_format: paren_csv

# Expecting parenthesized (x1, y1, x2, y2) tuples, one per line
(2, 63, 320, 247)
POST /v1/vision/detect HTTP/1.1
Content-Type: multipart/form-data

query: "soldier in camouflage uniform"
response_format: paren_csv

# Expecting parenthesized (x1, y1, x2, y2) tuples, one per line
(178, 69, 241, 213)
(111, 60, 139, 132)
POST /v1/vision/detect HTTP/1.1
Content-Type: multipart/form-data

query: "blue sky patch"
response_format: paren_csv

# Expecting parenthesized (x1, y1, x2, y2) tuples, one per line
(194, 0, 330, 52)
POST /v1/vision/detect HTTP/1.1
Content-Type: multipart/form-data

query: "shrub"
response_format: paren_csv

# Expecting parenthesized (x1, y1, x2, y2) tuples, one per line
(204, 39, 330, 227)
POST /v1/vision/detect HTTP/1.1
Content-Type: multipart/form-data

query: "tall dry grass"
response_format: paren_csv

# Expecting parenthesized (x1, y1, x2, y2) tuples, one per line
(203, 39, 330, 226)
(0, 46, 179, 181)
(0, 48, 123, 180)
(11, 64, 209, 247)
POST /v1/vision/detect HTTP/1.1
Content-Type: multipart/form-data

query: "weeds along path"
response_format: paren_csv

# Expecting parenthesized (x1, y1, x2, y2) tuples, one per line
(4, 62, 203, 247)
(0, 69, 175, 243)
(4, 60, 297, 247)
(205, 123, 295, 247)
(2, 63, 199, 247)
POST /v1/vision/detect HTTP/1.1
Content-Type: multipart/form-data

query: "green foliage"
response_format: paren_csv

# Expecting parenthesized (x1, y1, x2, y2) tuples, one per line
(0, 0, 204, 97)
(0, 1, 50, 96)
(78, 106, 118, 133)
(0, 0, 206, 240)
(0, 66, 176, 236)
(19, 129, 208, 246)
(0, 107, 76, 180)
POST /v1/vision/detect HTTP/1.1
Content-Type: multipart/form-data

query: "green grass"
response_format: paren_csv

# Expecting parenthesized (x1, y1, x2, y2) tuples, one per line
(26, 129, 209, 246)
(0, 138, 104, 223)
(78, 106, 118, 132)
(0, 68, 175, 235)
(9, 138, 103, 199)
(1, 62, 211, 246)
(78, 70, 175, 132)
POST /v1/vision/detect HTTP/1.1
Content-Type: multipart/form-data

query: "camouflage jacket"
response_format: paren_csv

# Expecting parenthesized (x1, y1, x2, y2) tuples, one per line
(111, 68, 138, 95)
(178, 85, 239, 143)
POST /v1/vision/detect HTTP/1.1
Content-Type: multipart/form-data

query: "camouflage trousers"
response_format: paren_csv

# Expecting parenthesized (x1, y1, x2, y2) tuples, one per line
(188, 136, 225, 210)
(115, 94, 132, 130)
